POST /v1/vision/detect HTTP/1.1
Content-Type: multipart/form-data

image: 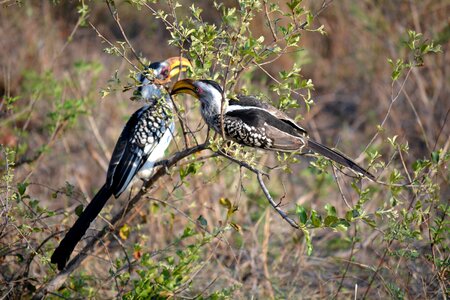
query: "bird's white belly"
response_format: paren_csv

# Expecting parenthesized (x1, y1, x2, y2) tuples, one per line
(137, 121, 175, 180)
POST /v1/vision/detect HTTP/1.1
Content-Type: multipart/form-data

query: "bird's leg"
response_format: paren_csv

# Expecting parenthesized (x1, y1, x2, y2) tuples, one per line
(155, 159, 171, 175)
(139, 183, 149, 194)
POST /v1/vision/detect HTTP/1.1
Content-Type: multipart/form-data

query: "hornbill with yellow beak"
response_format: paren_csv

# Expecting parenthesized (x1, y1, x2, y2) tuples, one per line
(171, 79, 374, 180)
(51, 57, 191, 270)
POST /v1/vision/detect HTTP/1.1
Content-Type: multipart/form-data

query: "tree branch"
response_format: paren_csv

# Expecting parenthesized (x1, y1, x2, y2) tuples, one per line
(255, 172, 299, 229)
(32, 143, 209, 299)
(35, 145, 298, 299)
(216, 150, 299, 229)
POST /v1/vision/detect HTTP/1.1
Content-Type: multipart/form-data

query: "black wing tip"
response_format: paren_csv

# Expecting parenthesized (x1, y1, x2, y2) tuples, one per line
(51, 250, 69, 270)
(307, 139, 376, 181)
(344, 154, 376, 181)
(351, 164, 376, 181)
(336, 161, 376, 181)
(363, 169, 376, 181)
(338, 158, 376, 181)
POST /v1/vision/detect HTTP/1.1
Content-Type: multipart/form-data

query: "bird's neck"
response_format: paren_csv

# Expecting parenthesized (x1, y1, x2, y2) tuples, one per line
(200, 95, 226, 127)
(140, 83, 165, 101)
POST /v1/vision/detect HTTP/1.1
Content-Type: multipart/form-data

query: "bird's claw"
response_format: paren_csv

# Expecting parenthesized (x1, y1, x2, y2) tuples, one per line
(158, 159, 171, 175)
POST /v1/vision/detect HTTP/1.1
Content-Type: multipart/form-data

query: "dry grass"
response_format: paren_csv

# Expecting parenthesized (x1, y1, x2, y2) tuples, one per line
(0, 0, 448, 299)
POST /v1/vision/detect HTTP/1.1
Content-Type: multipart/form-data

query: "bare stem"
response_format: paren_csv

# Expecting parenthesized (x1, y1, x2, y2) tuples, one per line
(217, 150, 299, 229)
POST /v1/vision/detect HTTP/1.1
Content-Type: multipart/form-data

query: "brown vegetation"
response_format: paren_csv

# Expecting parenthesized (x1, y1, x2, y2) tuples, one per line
(0, 0, 448, 299)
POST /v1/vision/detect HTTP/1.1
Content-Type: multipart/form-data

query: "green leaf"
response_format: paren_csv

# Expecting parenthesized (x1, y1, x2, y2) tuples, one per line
(197, 215, 208, 227)
(29, 199, 39, 210)
(310, 210, 322, 227)
(230, 222, 242, 232)
(324, 215, 338, 227)
(431, 151, 440, 164)
(362, 217, 377, 228)
(324, 203, 337, 217)
(119, 224, 130, 240)
(334, 223, 349, 233)
(296, 205, 308, 224)
(17, 182, 28, 196)
(286, 0, 301, 11)
(306, 12, 313, 26)
(345, 209, 360, 221)
(219, 197, 232, 209)
(75, 204, 84, 217)
(300, 226, 313, 255)
(180, 162, 204, 180)
(181, 226, 196, 239)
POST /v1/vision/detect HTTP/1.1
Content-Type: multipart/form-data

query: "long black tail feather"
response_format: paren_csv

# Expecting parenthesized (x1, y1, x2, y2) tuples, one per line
(51, 183, 113, 270)
(307, 139, 375, 181)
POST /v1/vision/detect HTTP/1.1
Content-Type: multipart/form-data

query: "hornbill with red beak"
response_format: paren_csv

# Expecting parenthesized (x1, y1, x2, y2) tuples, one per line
(51, 57, 191, 270)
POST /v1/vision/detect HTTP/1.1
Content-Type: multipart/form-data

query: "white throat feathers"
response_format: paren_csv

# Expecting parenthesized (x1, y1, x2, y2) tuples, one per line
(196, 81, 225, 124)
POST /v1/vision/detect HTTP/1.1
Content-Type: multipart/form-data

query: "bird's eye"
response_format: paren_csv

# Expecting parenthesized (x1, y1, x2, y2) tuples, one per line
(161, 69, 169, 78)
(195, 87, 202, 94)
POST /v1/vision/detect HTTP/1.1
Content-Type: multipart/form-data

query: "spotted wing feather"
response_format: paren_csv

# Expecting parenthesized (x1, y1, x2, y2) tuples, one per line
(219, 108, 306, 151)
(107, 102, 173, 197)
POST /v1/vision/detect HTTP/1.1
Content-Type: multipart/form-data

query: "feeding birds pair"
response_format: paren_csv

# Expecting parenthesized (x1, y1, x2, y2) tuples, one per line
(51, 57, 374, 270)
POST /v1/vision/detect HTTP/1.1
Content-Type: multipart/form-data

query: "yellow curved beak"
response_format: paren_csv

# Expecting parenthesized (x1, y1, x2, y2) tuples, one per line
(165, 57, 192, 79)
(170, 79, 199, 99)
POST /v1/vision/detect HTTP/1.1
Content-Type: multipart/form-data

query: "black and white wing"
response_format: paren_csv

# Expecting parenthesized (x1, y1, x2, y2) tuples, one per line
(219, 108, 306, 151)
(229, 95, 308, 136)
(222, 107, 374, 179)
(106, 103, 173, 197)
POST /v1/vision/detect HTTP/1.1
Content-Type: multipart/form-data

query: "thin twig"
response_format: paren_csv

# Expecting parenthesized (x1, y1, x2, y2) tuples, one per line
(89, 22, 140, 72)
(332, 166, 352, 209)
(166, 87, 191, 148)
(106, 0, 145, 68)
(263, 0, 277, 42)
(361, 68, 413, 155)
(215, 150, 299, 228)
(334, 226, 358, 299)
(256, 172, 299, 229)
(362, 240, 393, 299)
(402, 89, 431, 151)
(432, 107, 450, 151)
(52, 1, 85, 64)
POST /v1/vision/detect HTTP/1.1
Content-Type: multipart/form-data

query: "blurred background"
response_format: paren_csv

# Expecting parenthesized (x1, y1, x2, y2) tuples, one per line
(0, 0, 448, 298)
